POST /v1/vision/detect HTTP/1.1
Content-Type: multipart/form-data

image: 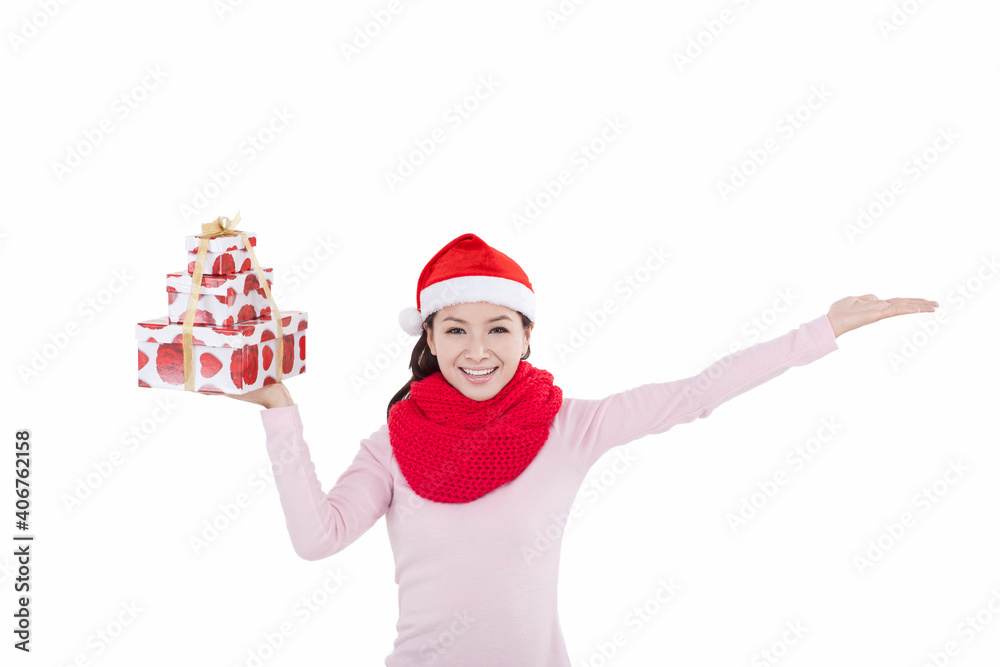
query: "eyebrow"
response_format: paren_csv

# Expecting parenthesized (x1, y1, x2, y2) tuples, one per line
(441, 315, 513, 324)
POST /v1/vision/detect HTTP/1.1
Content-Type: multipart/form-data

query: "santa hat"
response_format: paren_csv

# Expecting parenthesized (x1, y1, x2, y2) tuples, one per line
(398, 233, 535, 336)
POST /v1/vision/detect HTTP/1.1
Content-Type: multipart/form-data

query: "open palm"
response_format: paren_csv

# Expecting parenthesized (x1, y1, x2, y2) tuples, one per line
(826, 294, 939, 338)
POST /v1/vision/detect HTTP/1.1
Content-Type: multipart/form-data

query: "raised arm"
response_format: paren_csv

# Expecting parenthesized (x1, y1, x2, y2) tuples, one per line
(259, 404, 393, 560)
(554, 313, 839, 476)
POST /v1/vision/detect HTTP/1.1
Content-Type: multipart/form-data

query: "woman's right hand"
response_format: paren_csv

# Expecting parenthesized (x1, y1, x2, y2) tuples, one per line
(222, 381, 294, 409)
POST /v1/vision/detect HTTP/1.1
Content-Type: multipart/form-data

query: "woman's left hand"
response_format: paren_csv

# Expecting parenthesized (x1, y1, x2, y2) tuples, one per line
(826, 294, 939, 338)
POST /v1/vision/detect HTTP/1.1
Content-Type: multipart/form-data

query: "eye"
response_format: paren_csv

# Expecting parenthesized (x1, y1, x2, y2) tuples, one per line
(444, 327, 509, 334)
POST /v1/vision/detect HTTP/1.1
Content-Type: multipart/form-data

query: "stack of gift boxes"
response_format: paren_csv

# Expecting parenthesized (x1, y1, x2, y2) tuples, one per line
(135, 229, 308, 394)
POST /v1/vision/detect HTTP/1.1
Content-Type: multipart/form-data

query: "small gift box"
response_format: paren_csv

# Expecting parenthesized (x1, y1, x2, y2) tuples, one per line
(166, 267, 274, 326)
(185, 232, 258, 275)
(136, 311, 308, 394)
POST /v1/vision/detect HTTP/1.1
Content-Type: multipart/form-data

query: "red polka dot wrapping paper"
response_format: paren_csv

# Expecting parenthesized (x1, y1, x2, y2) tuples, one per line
(134, 310, 307, 394)
(184, 232, 258, 276)
(166, 267, 274, 326)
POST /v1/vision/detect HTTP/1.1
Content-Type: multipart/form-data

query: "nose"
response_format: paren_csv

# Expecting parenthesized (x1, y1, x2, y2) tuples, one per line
(465, 335, 489, 361)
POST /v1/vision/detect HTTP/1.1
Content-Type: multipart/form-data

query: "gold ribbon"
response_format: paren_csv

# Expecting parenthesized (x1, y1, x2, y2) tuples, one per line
(181, 211, 284, 392)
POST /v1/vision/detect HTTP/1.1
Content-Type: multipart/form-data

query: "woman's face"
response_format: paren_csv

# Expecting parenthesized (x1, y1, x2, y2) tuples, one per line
(424, 301, 532, 401)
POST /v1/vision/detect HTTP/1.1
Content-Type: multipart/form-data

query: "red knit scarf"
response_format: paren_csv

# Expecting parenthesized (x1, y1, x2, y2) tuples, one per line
(387, 361, 563, 503)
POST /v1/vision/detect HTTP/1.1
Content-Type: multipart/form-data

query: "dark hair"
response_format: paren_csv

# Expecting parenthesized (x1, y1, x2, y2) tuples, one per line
(386, 309, 534, 420)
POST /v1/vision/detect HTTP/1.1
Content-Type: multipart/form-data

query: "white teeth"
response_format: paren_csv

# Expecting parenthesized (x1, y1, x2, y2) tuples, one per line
(462, 367, 496, 376)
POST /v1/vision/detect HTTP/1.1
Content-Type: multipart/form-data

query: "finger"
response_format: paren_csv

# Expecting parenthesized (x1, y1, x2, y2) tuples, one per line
(879, 301, 934, 317)
(887, 298, 939, 310)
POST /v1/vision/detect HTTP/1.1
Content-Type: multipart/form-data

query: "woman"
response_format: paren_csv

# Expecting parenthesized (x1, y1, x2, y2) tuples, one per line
(226, 232, 937, 666)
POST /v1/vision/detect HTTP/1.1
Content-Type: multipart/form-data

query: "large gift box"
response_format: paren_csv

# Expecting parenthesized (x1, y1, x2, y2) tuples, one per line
(136, 212, 307, 395)
(136, 312, 307, 394)
(185, 232, 258, 275)
(166, 267, 274, 326)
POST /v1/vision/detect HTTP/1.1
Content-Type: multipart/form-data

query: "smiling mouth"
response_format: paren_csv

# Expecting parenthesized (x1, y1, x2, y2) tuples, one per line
(460, 367, 497, 377)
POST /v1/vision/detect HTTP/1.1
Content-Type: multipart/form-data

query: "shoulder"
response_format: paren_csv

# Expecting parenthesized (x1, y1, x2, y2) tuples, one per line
(549, 395, 599, 435)
(360, 422, 395, 469)
(549, 384, 660, 436)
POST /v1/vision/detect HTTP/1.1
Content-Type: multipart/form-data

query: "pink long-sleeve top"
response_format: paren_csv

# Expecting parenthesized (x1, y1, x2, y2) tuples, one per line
(259, 314, 839, 666)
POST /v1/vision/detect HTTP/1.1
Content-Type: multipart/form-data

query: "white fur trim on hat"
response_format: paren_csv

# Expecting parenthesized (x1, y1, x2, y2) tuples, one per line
(419, 275, 535, 322)
(399, 307, 424, 336)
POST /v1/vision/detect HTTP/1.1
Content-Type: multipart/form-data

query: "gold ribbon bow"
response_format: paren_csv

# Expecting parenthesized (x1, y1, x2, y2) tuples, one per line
(181, 211, 284, 392)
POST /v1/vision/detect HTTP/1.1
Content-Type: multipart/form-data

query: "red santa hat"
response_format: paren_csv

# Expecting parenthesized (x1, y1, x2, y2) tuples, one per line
(398, 233, 536, 336)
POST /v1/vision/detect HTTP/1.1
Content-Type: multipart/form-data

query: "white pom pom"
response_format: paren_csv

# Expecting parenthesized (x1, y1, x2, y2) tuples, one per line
(398, 307, 424, 336)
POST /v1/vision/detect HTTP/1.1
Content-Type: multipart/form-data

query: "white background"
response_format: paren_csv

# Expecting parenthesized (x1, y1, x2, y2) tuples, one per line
(3, 0, 999, 665)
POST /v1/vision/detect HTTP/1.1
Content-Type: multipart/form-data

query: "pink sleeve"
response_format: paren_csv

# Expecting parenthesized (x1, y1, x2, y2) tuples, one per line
(553, 313, 839, 476)
(259, 404, 393, 560)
